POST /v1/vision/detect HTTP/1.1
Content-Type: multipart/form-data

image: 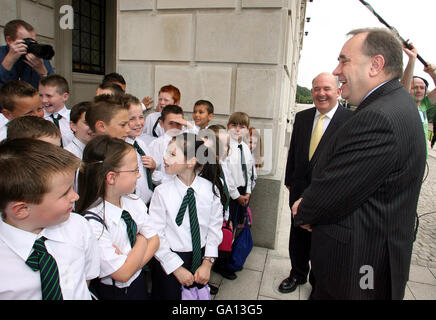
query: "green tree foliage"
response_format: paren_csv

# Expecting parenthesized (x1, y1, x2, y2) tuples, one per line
(296, 85, 313, 104)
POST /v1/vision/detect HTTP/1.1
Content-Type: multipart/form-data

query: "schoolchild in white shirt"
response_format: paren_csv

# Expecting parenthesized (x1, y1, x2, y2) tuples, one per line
(143, 84, 181, 139)
(124, 94, 156, 206)
(39, 75, 74, 148)
(148, 104, 186, 185)
(0, 139, 100, 300)
(76, 135, 159, 300)
(64, 101, 93, 160)
(148, 132, 226, 300)
(191, 100, 214, 134)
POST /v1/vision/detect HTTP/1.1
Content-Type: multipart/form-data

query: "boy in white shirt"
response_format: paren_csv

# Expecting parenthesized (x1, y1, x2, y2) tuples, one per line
(0, 139, 100, 300)
(143, 85, 181, 139)
(39, 74, 74, 148)
(64, 101, 93, 159)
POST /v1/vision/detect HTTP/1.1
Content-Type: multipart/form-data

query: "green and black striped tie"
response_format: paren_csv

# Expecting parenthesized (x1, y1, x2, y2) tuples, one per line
(220, 171, 230, 212)
(238, 144, 248, 188)
(25, 237, 63, 300)
(175, 188, 201, 273)
(152, 117, 161, 138)
(50, 113, 63, 148)
(133, 141, 155, 191)
(121, 210, 137, 248)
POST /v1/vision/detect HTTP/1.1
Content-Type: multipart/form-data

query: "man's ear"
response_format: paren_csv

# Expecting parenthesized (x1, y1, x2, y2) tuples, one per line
(370, 54, 385, 77)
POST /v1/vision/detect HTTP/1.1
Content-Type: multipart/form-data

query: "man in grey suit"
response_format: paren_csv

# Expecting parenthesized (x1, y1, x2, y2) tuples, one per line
(292, 28, 426, 300)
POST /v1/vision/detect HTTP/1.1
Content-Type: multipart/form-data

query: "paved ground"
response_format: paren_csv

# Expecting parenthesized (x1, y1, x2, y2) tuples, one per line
(211, 144, 436, 300)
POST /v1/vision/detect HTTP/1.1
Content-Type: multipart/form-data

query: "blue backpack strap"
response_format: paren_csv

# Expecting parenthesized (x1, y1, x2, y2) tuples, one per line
(83, 211, 108, 230)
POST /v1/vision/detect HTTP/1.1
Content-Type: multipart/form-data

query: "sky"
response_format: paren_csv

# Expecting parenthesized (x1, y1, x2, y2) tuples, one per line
(297, 0, 436, 90)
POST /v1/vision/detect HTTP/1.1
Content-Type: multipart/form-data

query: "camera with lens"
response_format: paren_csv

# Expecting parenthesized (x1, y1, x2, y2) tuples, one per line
(22, 38, 55, 60)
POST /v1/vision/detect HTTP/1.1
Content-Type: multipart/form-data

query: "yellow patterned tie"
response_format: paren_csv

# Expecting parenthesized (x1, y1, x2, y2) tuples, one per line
(309, 114, 326, 160)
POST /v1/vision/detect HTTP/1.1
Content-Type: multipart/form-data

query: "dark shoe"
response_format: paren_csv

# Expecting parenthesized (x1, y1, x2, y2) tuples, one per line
(214, 266, 237, 280)
(209, 284, 219, 295)
(278, 277, 305, 294)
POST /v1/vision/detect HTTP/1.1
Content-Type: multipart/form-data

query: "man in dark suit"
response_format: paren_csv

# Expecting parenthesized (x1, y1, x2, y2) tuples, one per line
(279, 72, 353, 294)
(292, 28, 426, 300)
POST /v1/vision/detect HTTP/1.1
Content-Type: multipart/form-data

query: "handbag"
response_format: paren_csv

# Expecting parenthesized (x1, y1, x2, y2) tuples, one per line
(181, 285, 211, 300)
(218, 220, 233, 252)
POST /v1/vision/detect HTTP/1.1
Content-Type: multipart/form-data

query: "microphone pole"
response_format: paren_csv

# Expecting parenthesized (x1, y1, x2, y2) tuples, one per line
(358, 0, 428, 67)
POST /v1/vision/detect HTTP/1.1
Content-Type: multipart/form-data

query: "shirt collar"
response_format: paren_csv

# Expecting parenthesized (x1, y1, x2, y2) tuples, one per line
(0, 218, 66, 261)
(314, 102, 339, 119)
(72, 136, 86, 151)
(174, 175, 202, 197)
(44, 105, 68, 118)
(97, 199, 124, 225)
(360, 80, 390, 105)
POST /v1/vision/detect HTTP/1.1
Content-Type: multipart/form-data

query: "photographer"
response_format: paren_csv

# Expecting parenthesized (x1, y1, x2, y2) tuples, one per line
(0, 19, 54, 90)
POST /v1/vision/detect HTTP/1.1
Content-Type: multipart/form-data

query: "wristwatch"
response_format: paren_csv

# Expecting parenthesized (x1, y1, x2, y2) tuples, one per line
(203, 256, 216, 264)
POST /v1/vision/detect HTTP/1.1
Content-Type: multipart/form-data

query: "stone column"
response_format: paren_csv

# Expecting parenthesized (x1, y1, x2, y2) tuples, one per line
(117, 0, 308, 249)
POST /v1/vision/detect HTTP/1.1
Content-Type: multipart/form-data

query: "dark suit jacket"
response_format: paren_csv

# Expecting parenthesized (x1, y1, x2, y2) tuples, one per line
(294, 79, 427, 299)
(285, 104, 353, 206)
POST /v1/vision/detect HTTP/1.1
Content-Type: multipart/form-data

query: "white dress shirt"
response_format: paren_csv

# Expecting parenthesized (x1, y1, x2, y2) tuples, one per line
(148, 175, 223, 275)
(0, 213, 100, 300)
(86, 196, 157, 288)
(148, 133, 175, 185)
(225, 138, 255, 199)
(65, 136, 86, 160)
(144, 112, 165, 138)
(126, 137, 154, 205)
(138, 132, 157, 147)
(311, 103, 339, 136)
(220, 160, 234, 221)
(44, 106, 74, 147)
(0, 120, 7, 142)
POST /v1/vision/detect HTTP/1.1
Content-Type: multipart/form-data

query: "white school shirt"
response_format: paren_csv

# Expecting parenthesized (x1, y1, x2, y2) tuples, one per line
(86, 196, 157, 288)
(65, 136, 86, 160)
(226, 138, 255, 199)
(44, 106, 74, 147)
(144, 112, 165, 138)
(0, 213, 100, 300)
(126, 137, 154, 205)
(148, 175, 223, 275)
(138, 132, 157, 147)
(0, 119, 7, 142)
(148, 132, 175, 185)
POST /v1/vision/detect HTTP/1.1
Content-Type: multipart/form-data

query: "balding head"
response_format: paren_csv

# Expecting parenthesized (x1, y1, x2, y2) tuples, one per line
(311, 73, 341, 114)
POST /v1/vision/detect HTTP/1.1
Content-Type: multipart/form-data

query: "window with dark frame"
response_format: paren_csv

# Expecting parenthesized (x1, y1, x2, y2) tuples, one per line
(72, 0, 106, 75)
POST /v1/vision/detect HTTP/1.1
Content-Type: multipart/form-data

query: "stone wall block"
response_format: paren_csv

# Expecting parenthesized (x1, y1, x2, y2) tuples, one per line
(119, 12, 193, 61)
(21, 0, 55, 38)
(120, 0, 153, 11)
(157, 0, 236, 9)
(196, 11, 284, 64)
(155, 65, 232, 115)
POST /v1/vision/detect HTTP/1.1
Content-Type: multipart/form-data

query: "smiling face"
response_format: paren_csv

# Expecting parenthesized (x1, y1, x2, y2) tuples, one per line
(2, 94, 44, 120)
(311, 73, 341, 114)
(26, 170, 79, 230)
(227, 123, 248, 143)
(333, 33, 372, 106)
(157, 92, 176, 112)
(39, 85, 69, 114)
(127, 103, 145, 139)
(193, 104, 213, 129)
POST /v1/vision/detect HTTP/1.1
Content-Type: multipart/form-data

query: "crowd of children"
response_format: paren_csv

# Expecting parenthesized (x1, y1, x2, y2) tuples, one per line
(0, 72, 264, 300)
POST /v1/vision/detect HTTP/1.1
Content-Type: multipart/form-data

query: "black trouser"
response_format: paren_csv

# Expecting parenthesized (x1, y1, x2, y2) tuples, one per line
(288, 217, 315, 287)
(91, 269, 149, 300)
(151, 248, 205, 300)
